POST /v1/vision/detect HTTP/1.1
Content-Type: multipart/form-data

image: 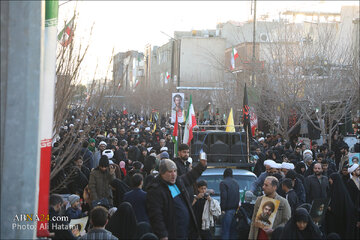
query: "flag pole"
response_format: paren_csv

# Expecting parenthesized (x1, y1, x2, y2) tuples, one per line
(247, 124, 250, 163)
(37, 0, 58, 237)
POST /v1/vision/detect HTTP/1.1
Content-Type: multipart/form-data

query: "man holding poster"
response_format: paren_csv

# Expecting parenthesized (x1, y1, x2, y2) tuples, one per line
(249, 176, 291, 239)
(171, 93, 184, 123)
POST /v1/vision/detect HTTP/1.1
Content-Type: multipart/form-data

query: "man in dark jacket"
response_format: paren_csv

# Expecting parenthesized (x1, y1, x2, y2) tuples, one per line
(285, 170, 306, 204)
(146, 158, 207, 240)
(220, 168, 240, 240)
(173, 143, 190, 176)
(282, 178, 299, 215)
(128, 139, 141, 163)
(123, 173, 149, 223)
(305, 163, 329, 203)
(113, 140, 127, 165)
(88, 156, 116, 206)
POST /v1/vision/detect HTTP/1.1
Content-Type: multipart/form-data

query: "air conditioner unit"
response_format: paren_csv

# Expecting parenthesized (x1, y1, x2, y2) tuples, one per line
(259, 33, 270, 42)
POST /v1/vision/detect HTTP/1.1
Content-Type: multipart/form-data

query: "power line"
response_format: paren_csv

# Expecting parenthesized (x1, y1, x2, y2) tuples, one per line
(59, 0, 73, 7)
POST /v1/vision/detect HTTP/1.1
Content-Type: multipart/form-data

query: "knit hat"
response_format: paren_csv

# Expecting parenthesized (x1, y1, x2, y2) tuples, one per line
(159, 159, 177, 174)
(68, 194, 80, 206)
(99, 141, 107, 146)
(244, 191, 255, 203)
(348, 163, 359, 174)
(159, 151, 170, 160)
(99, 155, 109, 167)
(89, 138, 96, 143)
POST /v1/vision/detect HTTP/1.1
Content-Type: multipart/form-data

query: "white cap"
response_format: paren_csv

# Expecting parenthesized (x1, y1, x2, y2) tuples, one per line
(69, 124, 74, 128)
(99, 141, 107, 146)
(102, 149, 114, 159)
(145, 127, 151, 131)
(281, 162, 295, 170)
(134, 128, 139, 133)
(303, 149, 312, 157)
(258, 137, 265, 142)
(348, 164, 359, 174)
(273, 163, 282, 169)
(161, 127, 165, 131)
(131, 122, 135, 126)
(160, 147, 168, 152)
(264, 159, 276, 167)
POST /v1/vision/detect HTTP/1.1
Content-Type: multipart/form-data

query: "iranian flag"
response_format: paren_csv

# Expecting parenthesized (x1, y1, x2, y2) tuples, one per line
(183, 95, 197, 145)
(172, 110, 179, 157)
(231, 47, 239, 70)
(57, 15, 75, 47)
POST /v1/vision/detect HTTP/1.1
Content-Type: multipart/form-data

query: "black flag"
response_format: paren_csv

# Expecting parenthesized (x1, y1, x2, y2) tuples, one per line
(243, 83, 252, 138)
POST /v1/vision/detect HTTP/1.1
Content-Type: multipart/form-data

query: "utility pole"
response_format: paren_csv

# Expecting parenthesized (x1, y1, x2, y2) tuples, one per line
(1, 1, 44, 239)
(251, 0, 257, 87)
(160, 31, 180, 92)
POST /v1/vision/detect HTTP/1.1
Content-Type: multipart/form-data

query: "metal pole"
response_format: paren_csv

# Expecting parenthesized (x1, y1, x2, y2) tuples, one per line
(171, 40, 175, 85)
(177, 40, 181, 92)
(251, 0, 257, 87)
(37, 0, 59, 237)
(247, 125, 250, 163)
(0, 1, 44, 239)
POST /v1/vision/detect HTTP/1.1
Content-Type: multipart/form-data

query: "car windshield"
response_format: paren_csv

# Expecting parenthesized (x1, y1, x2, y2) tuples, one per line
(198, 175, 256, 196)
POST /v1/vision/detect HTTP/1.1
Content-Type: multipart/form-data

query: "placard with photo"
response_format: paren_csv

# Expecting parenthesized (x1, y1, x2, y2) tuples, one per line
(171, 93, 184, 123)
(255, 197, 280, 229)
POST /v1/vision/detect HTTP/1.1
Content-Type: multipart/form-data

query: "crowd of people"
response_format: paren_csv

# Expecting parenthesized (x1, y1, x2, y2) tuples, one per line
(47, 109, 360, 239)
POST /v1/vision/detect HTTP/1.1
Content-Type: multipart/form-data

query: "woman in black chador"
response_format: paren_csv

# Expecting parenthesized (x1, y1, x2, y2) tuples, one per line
(280, 208, 322, 239)
(325, 172, 356, 239)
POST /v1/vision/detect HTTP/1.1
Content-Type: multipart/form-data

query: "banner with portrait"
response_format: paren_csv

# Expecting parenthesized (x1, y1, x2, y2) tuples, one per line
(171, 93, 184, 123)
(255, 197, 280, 229)
(310, 198, 329, 226)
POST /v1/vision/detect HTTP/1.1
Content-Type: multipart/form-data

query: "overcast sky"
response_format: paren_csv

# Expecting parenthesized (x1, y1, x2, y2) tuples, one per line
(57, 0, 359, 82)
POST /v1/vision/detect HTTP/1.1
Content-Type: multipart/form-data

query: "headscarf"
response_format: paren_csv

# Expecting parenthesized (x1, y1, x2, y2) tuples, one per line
(280, 208, 322, 239)
(110, 179, 131, 208)
(326, 173, 356, 239)
(295, 162, 306, 175)
(105, 202, 137, 239)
